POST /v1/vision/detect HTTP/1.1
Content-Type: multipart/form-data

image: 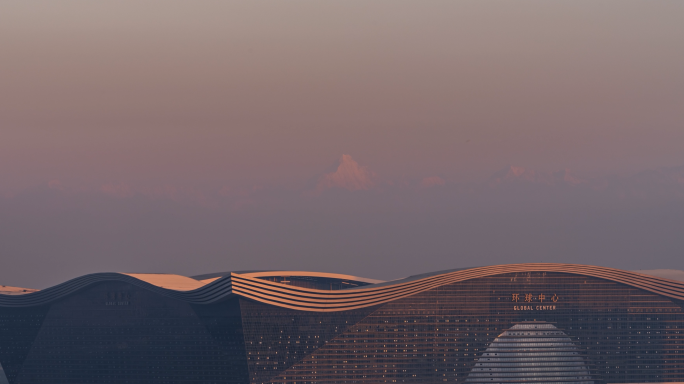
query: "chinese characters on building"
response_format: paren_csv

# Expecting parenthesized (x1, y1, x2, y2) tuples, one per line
(510, 293, 558, 311)
(511, 293, 559, 303)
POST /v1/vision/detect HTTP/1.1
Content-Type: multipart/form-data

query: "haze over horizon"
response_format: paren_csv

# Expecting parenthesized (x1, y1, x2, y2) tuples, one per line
(2, 1, 684, 289)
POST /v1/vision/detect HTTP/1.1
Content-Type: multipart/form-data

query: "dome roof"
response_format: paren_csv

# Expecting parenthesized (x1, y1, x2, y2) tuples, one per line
(466, 322, 594, 384)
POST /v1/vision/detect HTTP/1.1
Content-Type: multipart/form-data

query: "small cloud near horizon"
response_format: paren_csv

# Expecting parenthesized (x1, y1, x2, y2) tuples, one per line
(419, 176, 446, 188)
(315, 155, 376, 194)
(101, 183, 135, 198)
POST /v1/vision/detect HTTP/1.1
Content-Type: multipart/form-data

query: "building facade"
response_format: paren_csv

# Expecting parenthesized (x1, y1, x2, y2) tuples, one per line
(0, 264, 683, 384)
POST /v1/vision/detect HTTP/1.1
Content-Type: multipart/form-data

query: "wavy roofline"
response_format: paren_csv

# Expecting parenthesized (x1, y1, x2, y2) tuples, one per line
(2, 264, 684, 311)
(240, 270, 384, 284)
(191, 270, 384, 284)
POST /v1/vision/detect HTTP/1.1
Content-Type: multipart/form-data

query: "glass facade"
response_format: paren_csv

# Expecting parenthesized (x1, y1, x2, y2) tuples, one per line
(0, 269, 682, 383)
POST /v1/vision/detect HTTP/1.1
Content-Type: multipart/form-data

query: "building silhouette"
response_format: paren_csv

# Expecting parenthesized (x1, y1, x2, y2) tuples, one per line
(1, 264, 683, 383)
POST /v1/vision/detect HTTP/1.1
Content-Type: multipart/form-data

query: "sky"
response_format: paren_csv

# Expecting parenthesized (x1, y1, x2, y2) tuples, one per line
(1, 1, 684, 289)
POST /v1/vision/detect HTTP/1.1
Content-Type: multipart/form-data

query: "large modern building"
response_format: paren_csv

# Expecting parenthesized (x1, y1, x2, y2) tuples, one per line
(1, 264, 683, 384)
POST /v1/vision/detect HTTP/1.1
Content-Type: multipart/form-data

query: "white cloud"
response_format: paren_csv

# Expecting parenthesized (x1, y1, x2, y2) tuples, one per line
(315, 155, 376, 193)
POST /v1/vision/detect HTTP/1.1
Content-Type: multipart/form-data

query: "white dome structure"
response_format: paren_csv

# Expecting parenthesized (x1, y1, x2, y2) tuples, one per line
(467, 322, 594, 384)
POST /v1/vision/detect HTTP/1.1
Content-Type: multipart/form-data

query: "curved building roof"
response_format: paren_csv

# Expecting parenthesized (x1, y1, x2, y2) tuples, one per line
(122, 274, 208, 291)
(2, 264, 684, 311)
(191, 270, 384, 284)
(0, 285, 39, 296)
(632, 268, 684, 282)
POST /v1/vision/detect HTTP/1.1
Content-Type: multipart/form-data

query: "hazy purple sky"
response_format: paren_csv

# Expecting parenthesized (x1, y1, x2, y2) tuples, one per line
(1, 1, 684, 288)
(2, 1, 684, 191)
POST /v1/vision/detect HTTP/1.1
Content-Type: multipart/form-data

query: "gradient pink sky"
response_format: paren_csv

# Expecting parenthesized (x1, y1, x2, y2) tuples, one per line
(2, 2, 684, 288)
(2, 1, 684, 194)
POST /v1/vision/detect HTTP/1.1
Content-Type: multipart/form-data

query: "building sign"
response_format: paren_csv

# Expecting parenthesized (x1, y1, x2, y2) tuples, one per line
(511, 293, 558, 311)
(513, 305, 557, 311)
(105, 292, 131, 306)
